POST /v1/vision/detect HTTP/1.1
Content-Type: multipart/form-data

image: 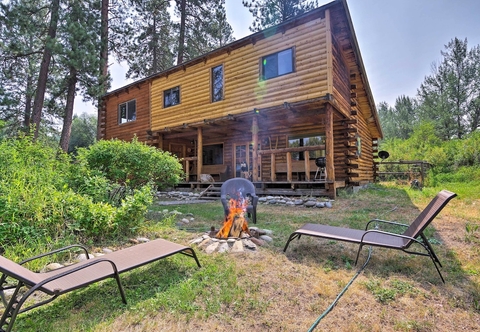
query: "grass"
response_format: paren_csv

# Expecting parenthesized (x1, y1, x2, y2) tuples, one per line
(5, 183, 480, 331)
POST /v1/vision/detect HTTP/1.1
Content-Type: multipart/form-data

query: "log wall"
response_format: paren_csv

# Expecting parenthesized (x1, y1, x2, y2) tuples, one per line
(150, 17, 329, 131)
(103, 81, 151, 142)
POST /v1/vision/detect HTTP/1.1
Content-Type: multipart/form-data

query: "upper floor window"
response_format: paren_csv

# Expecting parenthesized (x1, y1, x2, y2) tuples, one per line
(261, 48, 294, 80)
(212, 65, 224, 102)
(118, 99, 136, 124)
(164, 86, 180, 107)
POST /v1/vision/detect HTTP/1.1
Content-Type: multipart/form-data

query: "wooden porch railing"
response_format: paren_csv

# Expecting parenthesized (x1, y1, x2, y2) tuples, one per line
(257, 145, 326, 182)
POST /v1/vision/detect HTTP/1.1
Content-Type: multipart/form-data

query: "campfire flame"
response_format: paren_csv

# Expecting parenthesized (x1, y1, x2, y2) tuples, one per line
(216, 196, 251, 239)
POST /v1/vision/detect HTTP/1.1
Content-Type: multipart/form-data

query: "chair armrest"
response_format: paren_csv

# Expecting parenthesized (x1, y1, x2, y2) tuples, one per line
(19, 245, 90, 265)
(31, 258, 121, 294)
(365, 219, 409, 231)
(359, 229, 424, 248)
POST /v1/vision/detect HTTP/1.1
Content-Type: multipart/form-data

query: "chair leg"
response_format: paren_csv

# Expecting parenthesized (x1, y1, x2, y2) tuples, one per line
(112, 273, 127, 304)
(428, 254, 445, 283)
(0, 283, 24, 332)
(420, 233, 442, 266)
(283, 233, 301, 252)
(355, 244, 364, 265)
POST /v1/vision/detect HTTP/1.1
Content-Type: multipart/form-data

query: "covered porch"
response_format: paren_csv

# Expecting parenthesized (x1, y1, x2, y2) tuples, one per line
(147, 96, 366, 199)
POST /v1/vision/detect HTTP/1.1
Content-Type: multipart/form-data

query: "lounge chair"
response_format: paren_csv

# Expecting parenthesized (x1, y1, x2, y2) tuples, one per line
(221, 178, 259, 224)
(283, 190, 456, 282)
(0, 239, 201, 332)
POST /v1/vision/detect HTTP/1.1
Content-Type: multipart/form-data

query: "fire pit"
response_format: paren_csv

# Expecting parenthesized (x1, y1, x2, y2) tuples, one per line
(189, 196, 273, 253)
(216, 195, 251, 238)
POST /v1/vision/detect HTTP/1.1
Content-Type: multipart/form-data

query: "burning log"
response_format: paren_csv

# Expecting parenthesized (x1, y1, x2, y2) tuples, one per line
(216, 197, 251, 239)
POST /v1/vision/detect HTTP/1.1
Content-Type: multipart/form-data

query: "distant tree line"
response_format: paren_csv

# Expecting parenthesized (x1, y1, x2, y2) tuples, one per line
(0, 0, 319, 152)
(0, 0, 236, 150)
(378, 38, 480, 141)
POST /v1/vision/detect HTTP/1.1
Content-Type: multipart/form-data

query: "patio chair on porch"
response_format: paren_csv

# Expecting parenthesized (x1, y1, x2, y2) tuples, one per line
(283, 190, 456, 282)
(221, 178, 258, 224)
(0, 239, 201, 332)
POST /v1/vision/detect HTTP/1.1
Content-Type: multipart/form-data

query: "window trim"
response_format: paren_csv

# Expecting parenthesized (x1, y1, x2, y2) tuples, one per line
(260, 47, 295, 80)
(163, 86, 181, 108)
(211, 64, 224, 103)
(118, 99, 137, 125)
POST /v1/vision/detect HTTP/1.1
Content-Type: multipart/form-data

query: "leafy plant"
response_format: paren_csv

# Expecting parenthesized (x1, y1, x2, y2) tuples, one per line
(0, 135, 156, 244)
(76, 137, 184, 190)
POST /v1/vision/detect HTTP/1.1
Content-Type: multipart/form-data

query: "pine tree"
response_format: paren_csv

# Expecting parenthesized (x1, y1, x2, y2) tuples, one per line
(242, 0, 318, 32)
(0, 0, 46, 134)
(174, 0, 234, 64)
(123, 0, 174, 79)
(418, 38, 480, 139)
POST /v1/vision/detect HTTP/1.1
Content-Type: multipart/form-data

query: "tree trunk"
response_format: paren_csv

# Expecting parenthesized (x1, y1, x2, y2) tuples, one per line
(23, 73, 33, 130)
(97, 0, 109, 140)
(176, 0, 186, 65)
(60, 67, 78, 152)
(31, 0, 60, 139)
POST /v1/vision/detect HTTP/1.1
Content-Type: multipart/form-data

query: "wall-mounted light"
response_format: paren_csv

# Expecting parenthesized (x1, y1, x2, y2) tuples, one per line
(253, 108, 260, 114)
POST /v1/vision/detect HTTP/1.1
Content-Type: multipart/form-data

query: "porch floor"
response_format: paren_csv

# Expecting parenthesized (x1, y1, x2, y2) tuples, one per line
(174, 180, 345, 199)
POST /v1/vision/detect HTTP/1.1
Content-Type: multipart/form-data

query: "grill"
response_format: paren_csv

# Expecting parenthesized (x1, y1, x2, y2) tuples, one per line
(315, 157, 326, 168)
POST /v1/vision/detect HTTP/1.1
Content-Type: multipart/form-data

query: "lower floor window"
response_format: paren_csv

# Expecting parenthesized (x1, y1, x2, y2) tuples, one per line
(203, 144, 223, 165)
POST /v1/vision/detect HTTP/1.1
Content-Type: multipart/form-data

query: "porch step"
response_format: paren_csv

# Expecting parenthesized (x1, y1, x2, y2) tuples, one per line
(197, 184, 221, 200)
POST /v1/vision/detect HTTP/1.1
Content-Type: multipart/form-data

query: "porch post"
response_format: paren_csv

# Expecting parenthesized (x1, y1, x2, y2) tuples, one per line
(197, 127, 203, 181)
(325, 103, 336, 197)
(252, 116, 259, 182)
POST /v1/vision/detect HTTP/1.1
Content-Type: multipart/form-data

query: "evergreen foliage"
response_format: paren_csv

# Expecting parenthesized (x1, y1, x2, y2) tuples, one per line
(418, 38, 480, 139)
(173, 0, 234, 65)
(68, 113, 97, 153)
(123, 0, 175, 79)
(242, 0, 318, 32)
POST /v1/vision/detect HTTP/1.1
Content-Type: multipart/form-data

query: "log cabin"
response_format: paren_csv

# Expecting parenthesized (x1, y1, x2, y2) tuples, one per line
(100, 0, 383, 198)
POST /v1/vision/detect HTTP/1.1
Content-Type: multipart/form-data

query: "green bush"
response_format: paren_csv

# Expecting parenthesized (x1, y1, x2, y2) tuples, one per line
(0, 136, 156, 245)
(76, 137, 184, 190)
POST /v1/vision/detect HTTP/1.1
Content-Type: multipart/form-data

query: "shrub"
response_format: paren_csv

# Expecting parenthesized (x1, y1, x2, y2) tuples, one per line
(0, 136, 155, 245)
(76, 138, 184, 190)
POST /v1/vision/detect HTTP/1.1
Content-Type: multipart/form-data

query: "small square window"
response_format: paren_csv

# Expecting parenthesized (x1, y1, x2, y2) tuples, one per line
(118, 99, 136, 124)
(261, 48, 294, 80)
(164, 86, 180, 108)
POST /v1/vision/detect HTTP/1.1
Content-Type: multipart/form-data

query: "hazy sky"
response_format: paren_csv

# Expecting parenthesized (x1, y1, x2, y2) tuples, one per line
(76, 0, 480, 114)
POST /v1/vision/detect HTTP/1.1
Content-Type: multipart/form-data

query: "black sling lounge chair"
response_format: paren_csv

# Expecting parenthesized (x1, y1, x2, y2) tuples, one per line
(0, 239, 201, 332)
(284, 190, 456, 283)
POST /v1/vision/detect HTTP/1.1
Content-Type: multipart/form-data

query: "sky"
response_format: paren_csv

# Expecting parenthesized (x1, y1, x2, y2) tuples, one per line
(75, 0, 480, 115)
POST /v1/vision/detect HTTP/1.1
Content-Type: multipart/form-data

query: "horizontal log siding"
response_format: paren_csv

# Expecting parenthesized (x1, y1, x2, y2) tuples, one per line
(104, 82, 150, 142)
(150, 18, 328, 131)
(331, 34, 351, 118)
(349, 111, 375, 183)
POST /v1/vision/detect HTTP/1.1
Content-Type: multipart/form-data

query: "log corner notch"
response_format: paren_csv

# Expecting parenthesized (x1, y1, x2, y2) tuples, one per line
(325, 103, 336, 199)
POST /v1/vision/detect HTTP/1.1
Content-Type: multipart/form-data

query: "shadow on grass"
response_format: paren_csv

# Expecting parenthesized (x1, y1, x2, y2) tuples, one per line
(13, 256, 204, 331)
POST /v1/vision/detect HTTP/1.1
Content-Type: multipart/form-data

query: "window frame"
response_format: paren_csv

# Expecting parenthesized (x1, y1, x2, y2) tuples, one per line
(211, 64, 224, 103)
(163, 86, 181, 108)
(260, 47, 295, 80)
(118, 99, 137, 124)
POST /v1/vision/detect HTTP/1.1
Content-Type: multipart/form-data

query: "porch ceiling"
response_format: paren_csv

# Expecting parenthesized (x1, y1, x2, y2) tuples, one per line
(158, 97, 342, 142)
